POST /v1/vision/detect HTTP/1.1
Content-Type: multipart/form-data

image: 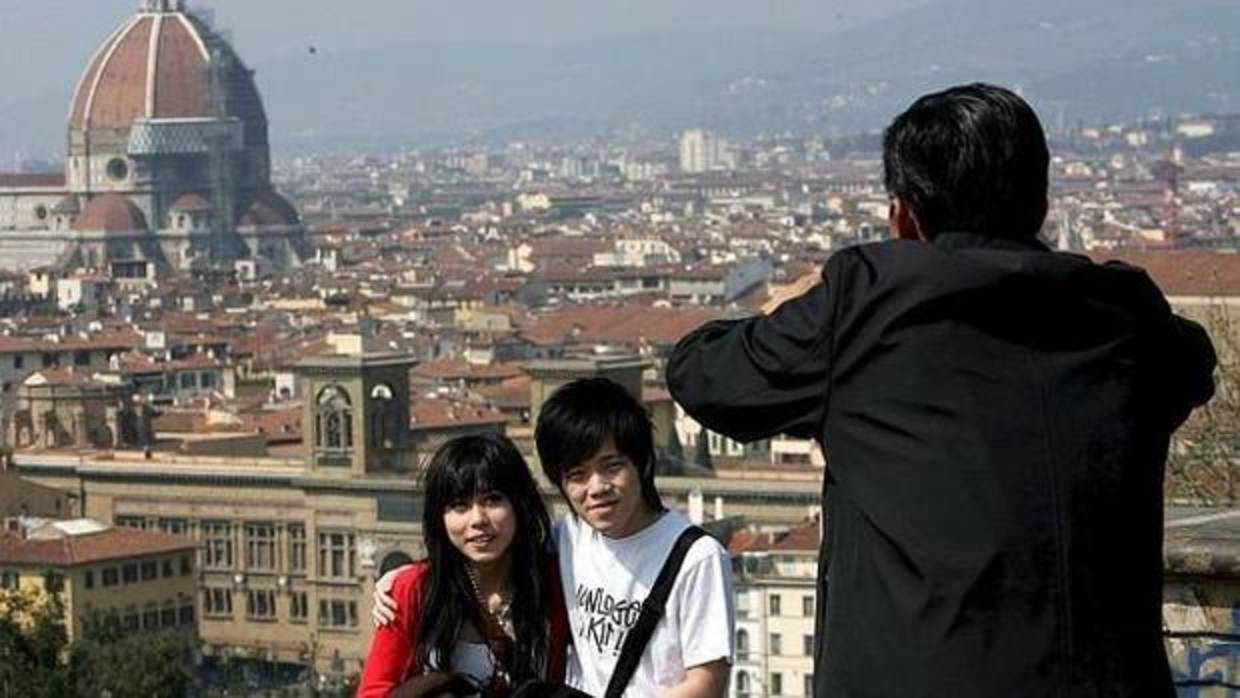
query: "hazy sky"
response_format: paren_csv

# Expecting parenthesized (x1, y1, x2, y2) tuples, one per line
(0, 0, 923, 102)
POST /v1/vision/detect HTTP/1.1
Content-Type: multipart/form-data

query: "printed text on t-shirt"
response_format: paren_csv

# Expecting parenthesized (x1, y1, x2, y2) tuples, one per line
(575, 584, 644, 655)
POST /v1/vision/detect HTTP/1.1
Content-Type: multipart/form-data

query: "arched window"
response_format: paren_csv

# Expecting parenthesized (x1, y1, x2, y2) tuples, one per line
(736, 628, 750, 661)
(316, 386, 352, 452)
(736, 672, 750, 693)
(368, 383, 395, 448)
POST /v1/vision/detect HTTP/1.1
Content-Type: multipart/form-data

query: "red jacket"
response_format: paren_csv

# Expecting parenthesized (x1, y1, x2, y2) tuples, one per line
(356, 558, 570, 697)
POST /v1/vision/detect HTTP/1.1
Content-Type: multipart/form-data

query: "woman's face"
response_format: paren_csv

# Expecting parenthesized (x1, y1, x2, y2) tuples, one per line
(442, 490, 518, 566)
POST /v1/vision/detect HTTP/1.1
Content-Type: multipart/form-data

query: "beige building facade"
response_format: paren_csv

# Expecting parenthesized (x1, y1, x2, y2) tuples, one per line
(0, 521, 197, 643)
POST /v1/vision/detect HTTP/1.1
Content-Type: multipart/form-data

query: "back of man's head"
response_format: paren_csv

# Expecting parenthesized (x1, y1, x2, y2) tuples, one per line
(883, 83, 1050, 240)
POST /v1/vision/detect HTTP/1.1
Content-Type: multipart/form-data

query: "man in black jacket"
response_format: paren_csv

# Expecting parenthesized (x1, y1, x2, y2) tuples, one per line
(667, 83, 1217, 697)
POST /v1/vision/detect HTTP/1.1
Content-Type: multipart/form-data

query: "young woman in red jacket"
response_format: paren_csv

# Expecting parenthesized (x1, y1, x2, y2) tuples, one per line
(357, 435, 570, 698)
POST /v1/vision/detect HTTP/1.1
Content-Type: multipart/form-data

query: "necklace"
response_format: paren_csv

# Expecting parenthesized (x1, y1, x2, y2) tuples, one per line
(465, 564, 514, 637)
(464, 564, 515, 695)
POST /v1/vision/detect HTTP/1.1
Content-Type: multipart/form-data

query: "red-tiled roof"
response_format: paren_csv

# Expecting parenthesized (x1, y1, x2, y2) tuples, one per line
(414, 359, 524, 382)
(1094, 250, 1240, 297)
(72, 194, 148, 233)
(519, 304, 721, 348)
(24, 368, 117, 388)
(169, 193, 212, 212)
(239, 405, 302, 443)
(771, 517, 822, 552)
(476, 376, 533, 410)
(0, 174, 66, 188)
(411, 398, 508, 429)
(70, 10, 263, 132)
(152, 15, 210, 120)
(726, 517, 821, 554)
(86, 16, 154, 129)
(0, 527, 195, 567)
(238, 190, 300, 227)
(0, 329, 142, 354)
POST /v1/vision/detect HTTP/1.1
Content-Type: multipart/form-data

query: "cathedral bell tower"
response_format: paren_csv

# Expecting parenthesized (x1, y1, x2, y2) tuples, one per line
(295, 337, 418, 476)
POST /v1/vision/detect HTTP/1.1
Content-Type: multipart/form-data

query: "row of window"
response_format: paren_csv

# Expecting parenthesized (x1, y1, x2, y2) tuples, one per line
(85, 603, 195, 635)
(202, 588, 356, 629)
(84, 555, 192, 590)
(735, 630, 815, 658)
(116, 517, 355, 579)
(9, 351, 99, 371)
(735, 671, 814, 697)
(766, 593, 815, 617)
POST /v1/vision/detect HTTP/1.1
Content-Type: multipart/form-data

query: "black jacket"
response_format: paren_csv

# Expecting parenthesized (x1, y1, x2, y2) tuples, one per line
(667, 233, 1217, 697)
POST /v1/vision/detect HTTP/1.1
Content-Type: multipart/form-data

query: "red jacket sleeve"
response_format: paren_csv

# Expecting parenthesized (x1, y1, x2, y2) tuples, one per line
(356, 563, 428, 698)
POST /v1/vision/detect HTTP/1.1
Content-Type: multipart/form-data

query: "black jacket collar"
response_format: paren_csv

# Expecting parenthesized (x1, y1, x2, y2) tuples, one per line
(931, 231, 1050, 254)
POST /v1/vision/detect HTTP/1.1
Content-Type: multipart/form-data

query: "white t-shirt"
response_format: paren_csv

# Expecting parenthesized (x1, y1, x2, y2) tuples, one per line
(555, 510, 735, 697)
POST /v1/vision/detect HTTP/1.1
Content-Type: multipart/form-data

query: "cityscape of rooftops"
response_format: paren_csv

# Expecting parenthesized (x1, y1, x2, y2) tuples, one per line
(0, 1, 1238, 696)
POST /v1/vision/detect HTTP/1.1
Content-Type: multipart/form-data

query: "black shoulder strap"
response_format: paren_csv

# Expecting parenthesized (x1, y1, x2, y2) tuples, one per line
(603, 525, 709, 698)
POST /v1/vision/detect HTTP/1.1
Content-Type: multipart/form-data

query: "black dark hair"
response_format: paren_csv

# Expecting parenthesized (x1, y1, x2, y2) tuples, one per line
(534, 377, 665, 514)
(882, 82, 1050, 240)
(416, 434, 553, 685)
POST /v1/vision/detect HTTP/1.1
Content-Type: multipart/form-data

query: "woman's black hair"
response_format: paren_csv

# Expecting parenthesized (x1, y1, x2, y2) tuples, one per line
(416, 434, 553, 684)
(535, 377, 665, 514)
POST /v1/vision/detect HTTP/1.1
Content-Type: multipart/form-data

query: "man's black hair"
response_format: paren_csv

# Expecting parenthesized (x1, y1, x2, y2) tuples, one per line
(882, 82, 1050, 240)
(535, 377, 665, 514)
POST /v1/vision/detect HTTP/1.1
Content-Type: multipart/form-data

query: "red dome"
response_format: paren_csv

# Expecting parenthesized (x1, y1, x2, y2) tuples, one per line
(72, 194, 149, 232)
(169, 192, 212, 212)
(238, 190, 301, 227)
(68, 4, 267, 145)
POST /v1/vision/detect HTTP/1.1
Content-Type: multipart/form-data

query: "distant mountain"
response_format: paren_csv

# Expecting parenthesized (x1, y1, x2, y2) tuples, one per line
(3, 0, 1237, 156)
(257, 0, 1240, 150)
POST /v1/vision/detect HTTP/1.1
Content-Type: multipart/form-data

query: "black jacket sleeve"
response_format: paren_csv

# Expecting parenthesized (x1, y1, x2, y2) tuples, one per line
(666, 269, 834, 442)
(1160, 314, 1217, 429)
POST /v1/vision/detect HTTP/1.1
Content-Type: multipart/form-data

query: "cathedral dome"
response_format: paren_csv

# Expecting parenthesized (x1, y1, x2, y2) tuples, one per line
(68, 0, 267, 147)
(238, 190, 301, 228)
(72, 194, 149, 233)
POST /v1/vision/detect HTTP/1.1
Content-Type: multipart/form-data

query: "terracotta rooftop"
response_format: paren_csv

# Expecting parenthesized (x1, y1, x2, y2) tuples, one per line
(1095, 250, 1240, 297)
(0, 527, 195, 567)
(24, 368, 120, 389)
(411, 398, 508, 430)
(70, 10, 265, 134)
(476, 375, 533, 410)
(0, 173, 66, 189)
(169, 192, 212, 212)
(727, 516, 821, 555)
(519, 304, 721, 348)
(238, 190, 300, 227)
(72, 194, 149, 233)
(414, 359, 524, 382)
(0, 329, 142, 354)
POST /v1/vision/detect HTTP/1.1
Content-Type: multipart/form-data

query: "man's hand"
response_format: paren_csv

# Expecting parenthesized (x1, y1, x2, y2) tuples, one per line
(659, 660, 730, 698)
(373, 563, 413, 627)
(762, 272, 822, 315)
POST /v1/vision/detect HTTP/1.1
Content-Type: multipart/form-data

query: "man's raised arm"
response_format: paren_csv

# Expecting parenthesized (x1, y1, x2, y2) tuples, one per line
(667, 270, 833, 442)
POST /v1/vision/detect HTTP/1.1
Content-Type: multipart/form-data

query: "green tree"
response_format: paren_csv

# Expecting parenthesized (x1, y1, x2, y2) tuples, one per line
(0, 588, 194, 698)
(68, 614, 194, 698)
(0, 584, 71, 698)
(1168, 304, 1240, 505)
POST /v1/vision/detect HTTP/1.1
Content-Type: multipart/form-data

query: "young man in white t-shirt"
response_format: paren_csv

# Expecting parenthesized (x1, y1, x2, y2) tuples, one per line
(534, 377, 734, 697)
(374, 378, 734, 697)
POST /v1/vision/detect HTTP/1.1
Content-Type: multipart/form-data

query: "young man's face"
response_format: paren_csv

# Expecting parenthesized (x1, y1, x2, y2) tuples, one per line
(561, 438, 653, 538)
